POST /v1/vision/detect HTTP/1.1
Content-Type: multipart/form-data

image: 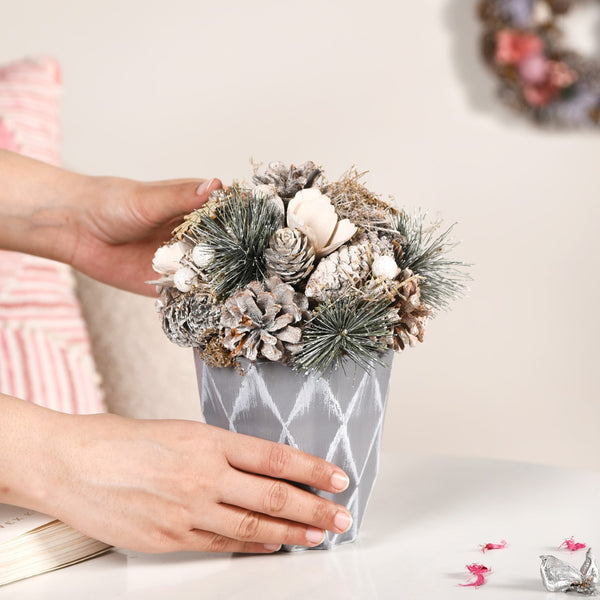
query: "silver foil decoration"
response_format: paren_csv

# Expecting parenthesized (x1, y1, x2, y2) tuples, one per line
(540, 548, 599, 595)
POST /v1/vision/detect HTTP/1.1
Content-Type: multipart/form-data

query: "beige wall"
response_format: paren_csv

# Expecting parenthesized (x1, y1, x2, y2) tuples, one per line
(2, 0, 599, 469)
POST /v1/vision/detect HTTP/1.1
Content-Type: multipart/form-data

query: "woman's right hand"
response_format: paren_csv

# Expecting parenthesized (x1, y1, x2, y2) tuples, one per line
(26, 408, 352, 554)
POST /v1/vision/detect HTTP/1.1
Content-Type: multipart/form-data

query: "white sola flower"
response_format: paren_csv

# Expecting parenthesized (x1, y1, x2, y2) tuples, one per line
(287, 188, 357, 257)
(152, 241, 189, 275)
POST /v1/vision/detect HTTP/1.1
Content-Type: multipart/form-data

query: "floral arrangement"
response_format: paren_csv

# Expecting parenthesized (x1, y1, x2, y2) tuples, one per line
(479, 0, 600, 127)
(151, 162, 468, 374)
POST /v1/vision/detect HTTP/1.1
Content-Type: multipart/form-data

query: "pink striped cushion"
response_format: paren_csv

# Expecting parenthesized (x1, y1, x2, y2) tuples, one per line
(0, 57, 104, 414)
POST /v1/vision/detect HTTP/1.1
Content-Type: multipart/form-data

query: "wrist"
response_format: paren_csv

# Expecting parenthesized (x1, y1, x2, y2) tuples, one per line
(0, 395, 69, 513)
(0, 150, 91, 263)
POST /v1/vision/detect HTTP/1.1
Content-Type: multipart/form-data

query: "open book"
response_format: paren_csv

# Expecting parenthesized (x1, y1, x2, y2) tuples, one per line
(0, 503, 112, 586)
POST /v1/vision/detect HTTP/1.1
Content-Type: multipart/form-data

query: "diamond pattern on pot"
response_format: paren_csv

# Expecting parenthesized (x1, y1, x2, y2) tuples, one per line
(285, 377, 344, 463)
(198, 350, 394, 551)
(229, 368, 296, 444)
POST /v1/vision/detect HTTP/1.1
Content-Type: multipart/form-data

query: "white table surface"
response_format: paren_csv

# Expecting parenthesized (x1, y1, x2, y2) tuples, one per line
(3, 452, 599, 599)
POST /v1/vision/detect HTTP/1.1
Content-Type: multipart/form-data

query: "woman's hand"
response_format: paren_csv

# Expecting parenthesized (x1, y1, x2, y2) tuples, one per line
(0, 149, 220, 295)
(5, 397, 352, 554)
(69, 175, 222, 296)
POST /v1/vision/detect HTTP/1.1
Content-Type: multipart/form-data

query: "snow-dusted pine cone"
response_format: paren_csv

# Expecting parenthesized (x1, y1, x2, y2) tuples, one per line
(390, 269, 431, 351)
(364, 230, 395, 259)
(305, 232, 395, 302)
(253, 161, 321, 200)
(264, 228, 315, 285)
(221, 276, 310, 362)
(161, 286, 221, 348)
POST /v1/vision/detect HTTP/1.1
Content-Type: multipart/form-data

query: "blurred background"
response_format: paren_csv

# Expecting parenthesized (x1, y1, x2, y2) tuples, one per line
(1, 0, 598, 469)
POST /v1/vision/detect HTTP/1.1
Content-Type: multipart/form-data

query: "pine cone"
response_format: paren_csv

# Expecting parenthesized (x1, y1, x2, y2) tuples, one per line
(161, 286, 221, 348)
(253, 161, 321, 200)
(221, 276, 310, 362)
(305, 232, 395, 302)
(390, 269, 431, 351)
(365, 230, 395, 258)
(264, 228, 315, 285)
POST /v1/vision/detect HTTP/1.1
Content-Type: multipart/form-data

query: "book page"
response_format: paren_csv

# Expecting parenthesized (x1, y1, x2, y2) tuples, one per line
(0, 504, 54, 544)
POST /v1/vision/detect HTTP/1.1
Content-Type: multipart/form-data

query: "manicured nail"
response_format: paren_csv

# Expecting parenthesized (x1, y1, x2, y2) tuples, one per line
(334, 511, 352, 533)
(306, 527, 325, 545)
(196, 178, 215, 196)
(331, 471, 349, 491)
(264, 543, 281, 552)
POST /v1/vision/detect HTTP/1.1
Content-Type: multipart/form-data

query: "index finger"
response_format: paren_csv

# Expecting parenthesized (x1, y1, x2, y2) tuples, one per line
(219, 428, 350, 493)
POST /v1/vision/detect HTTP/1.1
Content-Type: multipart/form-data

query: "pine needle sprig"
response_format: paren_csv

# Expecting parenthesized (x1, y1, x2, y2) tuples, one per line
(392, 211, 470, 312)
(183, 186, 281, 299)
(292, 295, 397, 374)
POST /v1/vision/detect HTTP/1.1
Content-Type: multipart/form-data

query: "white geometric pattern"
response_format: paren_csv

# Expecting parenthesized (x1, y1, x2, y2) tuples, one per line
(196, 351, 394, 550)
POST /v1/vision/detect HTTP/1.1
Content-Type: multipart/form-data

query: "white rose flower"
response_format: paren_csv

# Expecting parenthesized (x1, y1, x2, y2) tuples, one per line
(287, 188, 357, 256)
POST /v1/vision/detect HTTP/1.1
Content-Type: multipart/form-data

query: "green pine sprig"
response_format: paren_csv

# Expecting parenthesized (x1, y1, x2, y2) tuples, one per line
(392, 211, 470, 312)
(183, 186, 281, 299)
(292, 295, 396, 374)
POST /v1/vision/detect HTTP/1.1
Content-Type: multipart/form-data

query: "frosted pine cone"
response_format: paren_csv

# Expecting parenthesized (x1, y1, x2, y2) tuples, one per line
(364, 230, 395, 258)
(221, 276, 310, 362)
(253, 161, 322, 200)
(264, 228, 315, 285)
(161, 286, 221, 348)
(391, 269, 431, 351)
(305, 232, 395, 302)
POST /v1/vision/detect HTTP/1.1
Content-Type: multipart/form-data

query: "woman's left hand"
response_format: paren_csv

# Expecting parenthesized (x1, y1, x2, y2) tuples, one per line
(0, 149, 221, 296)
(71, 175, 222, 295)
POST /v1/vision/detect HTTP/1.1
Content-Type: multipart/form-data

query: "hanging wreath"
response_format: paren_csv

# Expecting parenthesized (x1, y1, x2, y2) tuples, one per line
(479, 0, 600, 127)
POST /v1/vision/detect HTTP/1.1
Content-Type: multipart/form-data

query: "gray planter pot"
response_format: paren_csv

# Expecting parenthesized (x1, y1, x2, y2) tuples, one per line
(195, 350, 393, 551)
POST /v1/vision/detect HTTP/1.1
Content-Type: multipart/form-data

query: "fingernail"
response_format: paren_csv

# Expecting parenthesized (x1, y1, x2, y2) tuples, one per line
(331, 471, 349, 491)
(196, 178, 215, 196)
(264, 543, 281, 552)
(334, 511, 353, 533)
(306, 527, 325, 545)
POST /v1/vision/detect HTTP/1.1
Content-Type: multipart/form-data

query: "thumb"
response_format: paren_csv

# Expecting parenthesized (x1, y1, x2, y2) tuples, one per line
(140, 177, 223, 227)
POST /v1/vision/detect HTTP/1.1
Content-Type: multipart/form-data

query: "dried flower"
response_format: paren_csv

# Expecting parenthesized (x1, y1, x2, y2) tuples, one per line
(560, 537, 587, 552)
(152, 241, 189, 275)
(459, 564, 491, 588)
(519, 53, 549, 85)
(287, 188, 357, 257)
(480, 539, 507, 553)
(495, 29, 544, 65)
(523, 61, 578, 107)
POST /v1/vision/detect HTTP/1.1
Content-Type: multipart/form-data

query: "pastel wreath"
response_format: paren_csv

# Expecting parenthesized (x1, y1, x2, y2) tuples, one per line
(479, 0, 600, 127)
